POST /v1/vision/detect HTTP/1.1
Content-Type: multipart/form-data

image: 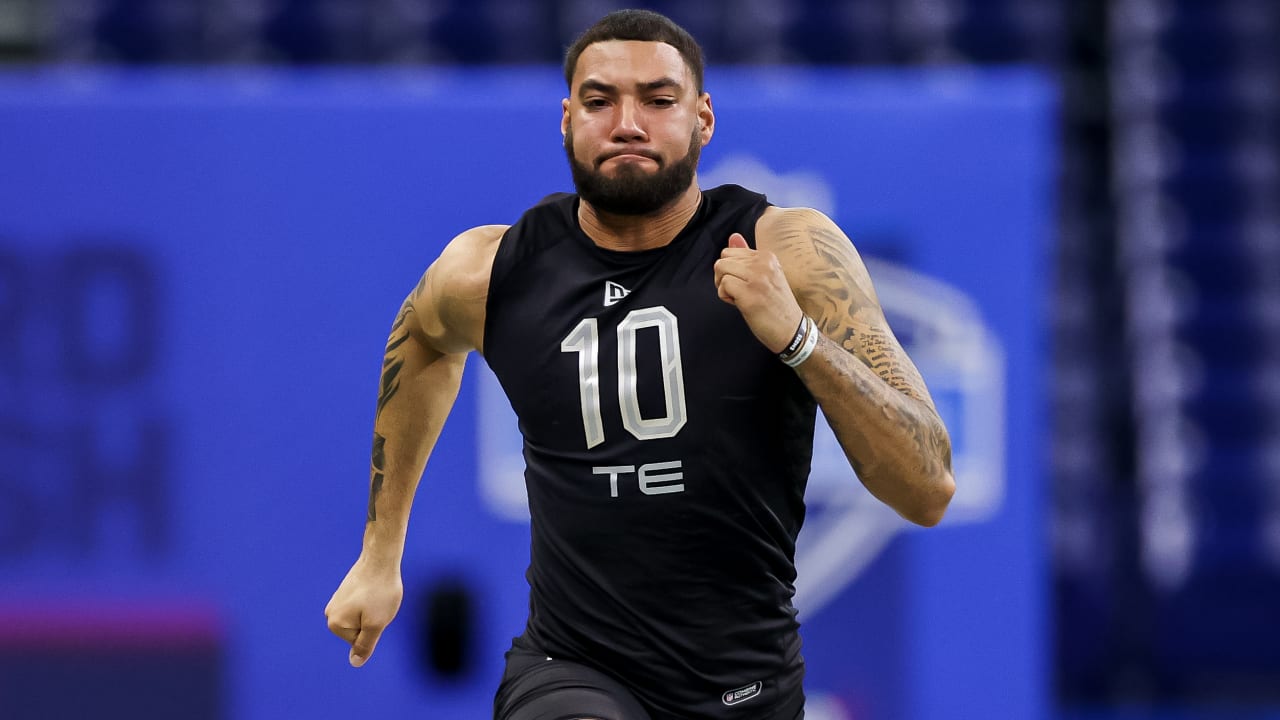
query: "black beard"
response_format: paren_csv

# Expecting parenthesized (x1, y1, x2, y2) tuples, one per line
(565, 128, 701, 216)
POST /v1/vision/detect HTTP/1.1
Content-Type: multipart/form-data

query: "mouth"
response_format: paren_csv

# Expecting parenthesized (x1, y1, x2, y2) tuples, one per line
(598, 150, 660, 167)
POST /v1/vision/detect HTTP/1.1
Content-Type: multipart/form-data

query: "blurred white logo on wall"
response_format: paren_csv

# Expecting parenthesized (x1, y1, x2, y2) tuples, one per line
(476, 155, 1006, 618)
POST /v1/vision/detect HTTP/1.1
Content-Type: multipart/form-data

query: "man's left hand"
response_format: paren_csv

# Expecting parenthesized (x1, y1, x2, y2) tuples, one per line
(714, 232, 805, 354)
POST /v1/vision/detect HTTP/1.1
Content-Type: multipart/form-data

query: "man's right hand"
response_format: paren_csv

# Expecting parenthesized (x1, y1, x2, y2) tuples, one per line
(325, 557, 404, 667)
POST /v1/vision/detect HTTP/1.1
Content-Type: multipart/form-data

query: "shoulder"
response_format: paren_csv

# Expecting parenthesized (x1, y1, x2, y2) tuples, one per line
(413, 224, 508, 354)
(754, 206, 839, 248)
(754, 206, 865, 268)
(431, 224, 509, 301)
(753, 206, 883, 314)
(438, 224, 509, 272)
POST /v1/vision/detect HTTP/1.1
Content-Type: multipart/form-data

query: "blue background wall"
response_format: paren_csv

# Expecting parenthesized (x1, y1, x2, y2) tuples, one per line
(0, 67, 1054, 719)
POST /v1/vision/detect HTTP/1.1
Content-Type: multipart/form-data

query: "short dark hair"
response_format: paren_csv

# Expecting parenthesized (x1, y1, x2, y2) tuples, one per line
(563, 9, 706, 94)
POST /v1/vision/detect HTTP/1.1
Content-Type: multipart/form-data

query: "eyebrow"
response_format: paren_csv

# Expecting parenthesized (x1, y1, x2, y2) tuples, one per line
(577, 77, 684, 97)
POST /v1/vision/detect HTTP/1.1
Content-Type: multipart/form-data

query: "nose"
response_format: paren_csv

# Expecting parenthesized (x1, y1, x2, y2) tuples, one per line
(611, 98, 647, 143)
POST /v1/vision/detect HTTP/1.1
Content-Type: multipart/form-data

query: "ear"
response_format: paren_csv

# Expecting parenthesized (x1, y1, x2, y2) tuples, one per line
(561, 98, 570, 138)
(697, 92, 715, 146)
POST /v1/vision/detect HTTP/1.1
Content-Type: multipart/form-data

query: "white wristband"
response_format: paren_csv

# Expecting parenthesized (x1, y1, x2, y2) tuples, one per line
(781, 316, 819, 368)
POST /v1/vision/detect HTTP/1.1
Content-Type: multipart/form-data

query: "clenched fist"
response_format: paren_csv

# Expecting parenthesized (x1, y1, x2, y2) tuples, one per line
(325, 556, 404, 667)
(713, 232, 804, 353)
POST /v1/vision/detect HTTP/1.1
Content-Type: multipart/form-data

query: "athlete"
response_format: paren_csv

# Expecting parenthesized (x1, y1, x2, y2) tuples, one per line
(325, 9, 955, 720)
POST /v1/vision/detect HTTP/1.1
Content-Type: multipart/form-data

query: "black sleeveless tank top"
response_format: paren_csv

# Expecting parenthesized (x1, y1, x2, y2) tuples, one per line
(483, 184, 816, 717)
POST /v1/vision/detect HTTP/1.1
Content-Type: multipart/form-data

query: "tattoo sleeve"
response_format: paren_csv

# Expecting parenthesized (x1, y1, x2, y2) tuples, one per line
(774, 211, 953, 495)
(368, 432, 387, 522)
(375, 272, 429, 420)
(780, 218, 933, 403)
(376, 300, 412, 420)
(368, 271, 430, 524)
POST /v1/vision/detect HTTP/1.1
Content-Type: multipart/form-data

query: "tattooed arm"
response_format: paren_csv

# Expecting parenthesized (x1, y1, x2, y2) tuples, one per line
(325, 224, 505, 667)
(359, 276, 459, 561)
(715, 207, 954, 526)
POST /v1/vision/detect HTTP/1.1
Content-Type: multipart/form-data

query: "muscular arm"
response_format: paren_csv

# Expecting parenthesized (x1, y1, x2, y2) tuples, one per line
(327, 224, 502, 666)
(362, 224, 502, 561)
(769, 208, 953, 526)
(362, 274, 464, 565)
(717, 207, 954, 526)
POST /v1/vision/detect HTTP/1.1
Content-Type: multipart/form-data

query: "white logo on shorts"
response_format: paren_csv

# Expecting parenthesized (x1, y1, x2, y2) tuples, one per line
(721, 680, 762, 706)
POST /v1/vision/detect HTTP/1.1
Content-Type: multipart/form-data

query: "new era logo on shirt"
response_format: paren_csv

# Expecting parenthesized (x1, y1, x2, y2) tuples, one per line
(603, 281, 631, 306)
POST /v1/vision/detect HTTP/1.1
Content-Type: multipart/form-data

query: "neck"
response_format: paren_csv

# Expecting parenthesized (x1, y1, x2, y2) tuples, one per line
(578, 183, 703, 252)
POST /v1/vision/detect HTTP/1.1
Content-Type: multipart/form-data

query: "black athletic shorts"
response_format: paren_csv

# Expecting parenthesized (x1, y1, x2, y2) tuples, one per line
(492, 640, 805, 720)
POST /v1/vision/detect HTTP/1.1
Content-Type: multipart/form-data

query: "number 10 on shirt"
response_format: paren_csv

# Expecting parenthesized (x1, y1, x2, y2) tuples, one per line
(560, 306, 688, 449)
